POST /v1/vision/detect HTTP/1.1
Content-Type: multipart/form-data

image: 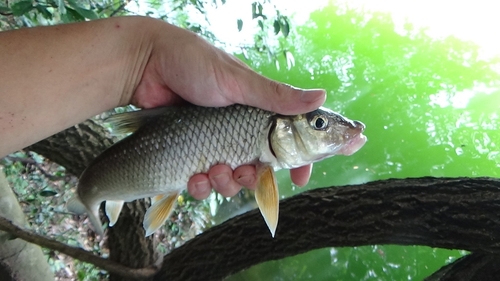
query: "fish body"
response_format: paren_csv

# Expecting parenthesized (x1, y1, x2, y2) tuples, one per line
(68, 104, 366, 236)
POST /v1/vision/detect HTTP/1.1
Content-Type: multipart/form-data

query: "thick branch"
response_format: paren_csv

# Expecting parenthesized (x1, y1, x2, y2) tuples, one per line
(425, 252, 500, 281)
(28, 120, 115, 176)
(156, 177, 500, 281)
(2, 177, 500, 280)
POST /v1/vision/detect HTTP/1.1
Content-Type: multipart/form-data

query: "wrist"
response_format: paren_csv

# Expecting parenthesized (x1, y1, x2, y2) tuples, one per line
(105, 16, 158, 108)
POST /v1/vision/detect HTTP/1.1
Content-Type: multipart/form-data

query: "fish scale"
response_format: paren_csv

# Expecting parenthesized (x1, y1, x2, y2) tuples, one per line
(77, 105, 273, 206)
(68, 104, 367, 237)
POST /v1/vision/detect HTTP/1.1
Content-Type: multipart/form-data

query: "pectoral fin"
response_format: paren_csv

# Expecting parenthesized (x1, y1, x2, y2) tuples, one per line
(255, 165, 279, 237)
(151, 194, 164, 205)
(105, 200, 124, 227)
(143, 192, 179, 237)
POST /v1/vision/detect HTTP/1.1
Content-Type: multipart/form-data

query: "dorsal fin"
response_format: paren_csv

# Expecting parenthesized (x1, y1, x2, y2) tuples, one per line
(106, 107, 173, 134)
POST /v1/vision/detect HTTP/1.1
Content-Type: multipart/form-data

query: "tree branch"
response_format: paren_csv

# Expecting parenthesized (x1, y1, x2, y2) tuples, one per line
(28, 120, 115, 176)
(0, 217, 160, 279)
(109, 0, 132, 17)
(425, 252, 500, 281)
(4, 175, 500, 280)
(155, 177, 500, 281)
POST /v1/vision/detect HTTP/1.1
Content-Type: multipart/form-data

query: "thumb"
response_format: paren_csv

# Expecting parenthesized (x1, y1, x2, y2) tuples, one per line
(233, 71, 326, 115)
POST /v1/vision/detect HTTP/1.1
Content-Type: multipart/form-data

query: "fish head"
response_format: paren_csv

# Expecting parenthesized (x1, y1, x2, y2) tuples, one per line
(270, 107, 367, 168)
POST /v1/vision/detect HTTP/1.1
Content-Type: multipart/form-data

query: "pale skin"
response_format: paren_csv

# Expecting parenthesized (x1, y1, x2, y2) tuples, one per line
(0, 16, 325, 200)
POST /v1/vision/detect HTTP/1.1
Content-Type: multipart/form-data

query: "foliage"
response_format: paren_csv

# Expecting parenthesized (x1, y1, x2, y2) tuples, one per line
(1, 152, 106, 280)
(228, 1, 500, 280)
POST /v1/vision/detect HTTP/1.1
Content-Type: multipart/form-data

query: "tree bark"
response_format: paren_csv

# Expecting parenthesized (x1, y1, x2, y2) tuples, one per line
(107, 200, 158, 281)
(27, 120, 115, 176)
(155, 177, 500, 281)
(425, 252, 500, 281)
(0, 169, 54, 281)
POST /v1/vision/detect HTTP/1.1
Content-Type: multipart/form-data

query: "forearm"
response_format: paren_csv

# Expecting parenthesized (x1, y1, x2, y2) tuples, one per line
(0, 16, 158, 157)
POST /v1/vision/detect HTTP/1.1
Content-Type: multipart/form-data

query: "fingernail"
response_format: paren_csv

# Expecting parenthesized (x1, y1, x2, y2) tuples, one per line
(194, 180, 210, 192)
(213, 173, 230, 187)
(300, 89, 326, 103)
(237, 174, 255, 187)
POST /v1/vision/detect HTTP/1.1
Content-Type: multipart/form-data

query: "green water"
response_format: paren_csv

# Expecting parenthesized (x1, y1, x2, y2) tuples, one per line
(225, 2, 499, 280)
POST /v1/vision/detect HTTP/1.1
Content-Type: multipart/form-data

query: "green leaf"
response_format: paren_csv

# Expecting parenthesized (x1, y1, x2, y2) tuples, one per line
(281, 18, 290, 37)
(57, 0, 66, 15)
(257, 3, 263, 15)
(75, 7, 98, 19)
(39, 189, 57, 197)
(237, 19, 243, 32)
(35, 5, 53, 20)
(62, 7, 84, 22)
(0, 5, 11, 14)
(66, 0, 98, 19)
(77, 271, 86, 280)
(251, 2, 256, 19)
(258, 19, 264, 31)
(26, 194, 36, 202)
(11, 1, 34, 16)
(273, 19, 280, 35)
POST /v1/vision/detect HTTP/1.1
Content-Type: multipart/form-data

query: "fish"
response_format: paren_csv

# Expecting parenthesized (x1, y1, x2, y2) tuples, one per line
(67, 104, 366, 237)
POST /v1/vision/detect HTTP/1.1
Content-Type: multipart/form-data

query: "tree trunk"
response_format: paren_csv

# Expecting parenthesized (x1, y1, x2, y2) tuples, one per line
(0, 169, 54, 281)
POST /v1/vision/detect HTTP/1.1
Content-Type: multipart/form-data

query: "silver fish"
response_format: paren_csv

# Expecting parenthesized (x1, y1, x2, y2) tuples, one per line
(68, 104, 366, 237)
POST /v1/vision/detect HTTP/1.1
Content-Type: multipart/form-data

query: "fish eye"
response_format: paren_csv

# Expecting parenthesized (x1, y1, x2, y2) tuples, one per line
(311, 115, 328, 130)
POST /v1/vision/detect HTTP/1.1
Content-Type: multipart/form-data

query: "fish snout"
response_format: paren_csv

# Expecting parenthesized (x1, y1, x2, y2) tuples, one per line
(339, 119, 367, 156)
(353, 120, 365, 132)
(344, 119, 365, 135)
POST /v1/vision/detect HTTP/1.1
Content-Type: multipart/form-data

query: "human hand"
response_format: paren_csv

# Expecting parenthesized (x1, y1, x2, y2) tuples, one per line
(122, 18, 326, 199)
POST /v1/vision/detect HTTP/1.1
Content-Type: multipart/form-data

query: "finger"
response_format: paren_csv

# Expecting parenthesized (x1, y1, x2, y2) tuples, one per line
(290, 164, 313, 187)
(208, 165, 242, 197)
(187, 173, 212, 200)
(232, 68, 326, 115)
(233, 165, 257, 190)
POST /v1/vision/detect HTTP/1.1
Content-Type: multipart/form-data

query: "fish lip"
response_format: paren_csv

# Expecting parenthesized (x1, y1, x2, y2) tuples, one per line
(339, 133, 367, 156)
(353, 120, 366, 132)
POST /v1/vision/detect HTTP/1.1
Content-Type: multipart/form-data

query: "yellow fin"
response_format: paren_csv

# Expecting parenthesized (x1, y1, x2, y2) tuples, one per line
(143, 192, 179, 237)
(107, 107, 172, 134)
(151, 194, 164, 205)
(255, 165, 279, 237)
(105, 200, 124, 227)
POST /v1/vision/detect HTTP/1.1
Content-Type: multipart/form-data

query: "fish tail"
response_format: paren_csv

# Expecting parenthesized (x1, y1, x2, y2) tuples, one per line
(67, 194, 104, 236)
(66, 194, 86, 214)
(87, 205, 104, 236)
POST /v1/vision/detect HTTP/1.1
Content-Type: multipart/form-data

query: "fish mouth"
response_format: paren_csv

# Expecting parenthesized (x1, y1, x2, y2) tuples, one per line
(339, 133, 367, 156)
